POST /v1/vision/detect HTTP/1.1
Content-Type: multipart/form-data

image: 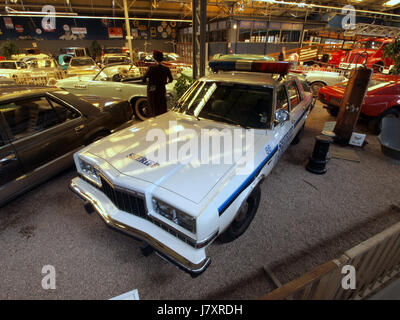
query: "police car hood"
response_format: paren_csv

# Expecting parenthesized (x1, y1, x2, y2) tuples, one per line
(86, 111, 263, 203)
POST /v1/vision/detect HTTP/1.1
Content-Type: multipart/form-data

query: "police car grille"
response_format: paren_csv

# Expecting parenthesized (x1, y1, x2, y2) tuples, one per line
(100, 177, 146, 218)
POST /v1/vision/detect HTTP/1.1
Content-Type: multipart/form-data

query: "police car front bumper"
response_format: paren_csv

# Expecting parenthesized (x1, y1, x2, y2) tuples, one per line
(69, 177, 211, 277)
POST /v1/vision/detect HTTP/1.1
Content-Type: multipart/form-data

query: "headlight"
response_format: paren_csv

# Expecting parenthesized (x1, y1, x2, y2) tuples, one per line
(152, 198, 196, 233)
(79, 158, 101, 187)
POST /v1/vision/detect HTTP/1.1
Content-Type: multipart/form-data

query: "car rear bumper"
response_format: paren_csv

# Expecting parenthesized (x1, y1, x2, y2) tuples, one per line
(69, 177, 211, 277)
(339, 62, 363, 70)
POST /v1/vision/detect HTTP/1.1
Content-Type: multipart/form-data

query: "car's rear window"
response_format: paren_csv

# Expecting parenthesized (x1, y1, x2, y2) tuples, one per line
(70, 58, 95, 67)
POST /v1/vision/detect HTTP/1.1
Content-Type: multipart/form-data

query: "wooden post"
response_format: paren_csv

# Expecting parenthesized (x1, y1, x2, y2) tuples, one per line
(333, 67, 372, 142)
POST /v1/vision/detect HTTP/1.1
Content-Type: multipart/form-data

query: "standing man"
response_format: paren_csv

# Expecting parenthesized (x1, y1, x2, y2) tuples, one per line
(142, 50, 173, 117)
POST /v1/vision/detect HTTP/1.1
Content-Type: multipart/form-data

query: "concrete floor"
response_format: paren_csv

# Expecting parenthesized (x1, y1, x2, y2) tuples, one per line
(1, 101, 400, 300)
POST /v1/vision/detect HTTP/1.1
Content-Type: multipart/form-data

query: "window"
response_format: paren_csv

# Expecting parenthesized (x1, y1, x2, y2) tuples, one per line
(0, 97, 62, 141)
(49, 98, 80, 123)
(287, 81, 301, 108)
(276, 86, 289, 111)
(16, 62, 28, 69)
(176, 81, 273, 129)
(0, 62, 16, 69)
(70, 58, 95, 67)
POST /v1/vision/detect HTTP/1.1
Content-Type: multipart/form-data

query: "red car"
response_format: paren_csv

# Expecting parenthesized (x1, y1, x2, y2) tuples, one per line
(339, 38, 394, 72)
(318, 74, 400, 133)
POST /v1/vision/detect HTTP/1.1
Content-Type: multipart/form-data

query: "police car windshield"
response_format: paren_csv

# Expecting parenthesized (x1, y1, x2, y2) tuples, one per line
(175, 81, 273, 129)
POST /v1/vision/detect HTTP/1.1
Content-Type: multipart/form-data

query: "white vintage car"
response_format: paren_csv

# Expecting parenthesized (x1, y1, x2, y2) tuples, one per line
(66, 56, 100, 77)
(56, 64, 173, 121)
(304, 70, 347, 96)
(26, 58, 65, 85)
(0, 60, 29, 83)
(69, 61, 313, 276)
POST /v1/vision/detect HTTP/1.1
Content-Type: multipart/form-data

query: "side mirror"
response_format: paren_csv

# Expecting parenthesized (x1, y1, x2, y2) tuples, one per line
(275, 109, 290, 124)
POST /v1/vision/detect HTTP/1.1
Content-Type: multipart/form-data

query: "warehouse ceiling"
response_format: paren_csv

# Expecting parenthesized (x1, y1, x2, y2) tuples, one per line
(1, 0, 400, 22)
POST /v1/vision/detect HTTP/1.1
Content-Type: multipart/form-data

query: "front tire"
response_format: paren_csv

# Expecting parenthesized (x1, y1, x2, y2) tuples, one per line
(327, 105, 339, 117)
(219, 186, 261, 243)
(310, 81, 325, 97)
(133, 97, 151, 121)
(370, 108, 400, 135)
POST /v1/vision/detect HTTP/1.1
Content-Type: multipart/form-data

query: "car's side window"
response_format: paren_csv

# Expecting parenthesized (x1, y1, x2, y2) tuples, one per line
(0, 97, 61, 141)
(48, 98, 80, 123)
(0, 126, 6, 147)
(276, 86, 289, 112)
(287, 81, 301, 109)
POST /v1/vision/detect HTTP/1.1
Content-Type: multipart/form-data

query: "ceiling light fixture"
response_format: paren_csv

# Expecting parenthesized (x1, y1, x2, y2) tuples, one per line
(385, 0, 400, 6)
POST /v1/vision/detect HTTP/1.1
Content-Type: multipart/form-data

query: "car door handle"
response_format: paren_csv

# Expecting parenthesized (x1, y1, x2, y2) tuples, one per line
(0, 154, 17, 166)
(116, 88, 122, 91)
(75, 125, 85, 133)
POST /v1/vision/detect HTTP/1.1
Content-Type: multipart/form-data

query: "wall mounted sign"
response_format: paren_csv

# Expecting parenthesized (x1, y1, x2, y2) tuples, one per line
(108, 27, 123, 38)
(71, 27, 87, 35)
(15, 25, 24, 33)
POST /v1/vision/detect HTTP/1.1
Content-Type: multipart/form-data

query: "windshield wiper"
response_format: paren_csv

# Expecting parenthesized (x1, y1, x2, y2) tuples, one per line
(207, 113, 249, 129)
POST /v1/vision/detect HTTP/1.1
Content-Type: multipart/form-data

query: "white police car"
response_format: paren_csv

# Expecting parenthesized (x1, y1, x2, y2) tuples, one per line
(69, 61, 313, 276)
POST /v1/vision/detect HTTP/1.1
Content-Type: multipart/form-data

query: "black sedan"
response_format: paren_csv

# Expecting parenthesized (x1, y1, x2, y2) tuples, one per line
(0, 86, 134, 206)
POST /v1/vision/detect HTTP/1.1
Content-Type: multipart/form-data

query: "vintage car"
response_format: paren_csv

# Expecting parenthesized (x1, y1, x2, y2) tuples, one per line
(26, 58, 65, 85)
(0, 86, 134, 206)
(339, 38, 394, 72)
(69, 61, 313, 276)
(101, 55, 131, 68)
(0, 60, 29, 83)
(56, 64, 174, 121)
(66, 56, 100, 77)
(136, 53, 191, 75)
(318, 74, 400, 133)
(58, 54, 73, 71)
(304, 70, 347, 97)
(327, 49, 349, 67)
(60, 47, 88, 57)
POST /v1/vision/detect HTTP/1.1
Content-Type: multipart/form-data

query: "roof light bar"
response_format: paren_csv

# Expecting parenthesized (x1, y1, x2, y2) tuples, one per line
(209, 60, 290, 75)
